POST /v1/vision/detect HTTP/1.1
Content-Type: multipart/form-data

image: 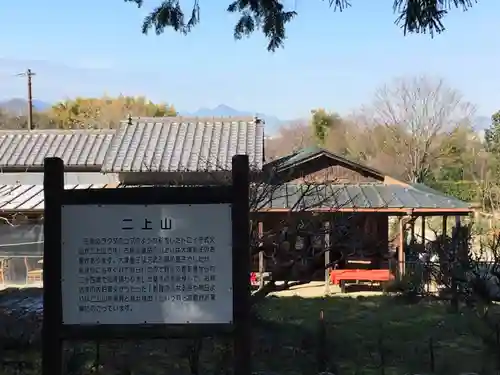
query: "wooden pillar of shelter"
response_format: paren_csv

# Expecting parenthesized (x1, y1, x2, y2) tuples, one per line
(442, 216, 448, 245)
(441, 215, 450, 299)
(454, 216, 461, 244)
(421, 216, 429, 292)
(421, 216, 426, 248)
(324, 221, 331, 294)
(410, 218, 415, 244)
(258, 221, 265, 289)
(408, 217, 416, 273)
(398, 217, 405, 278)
(455, 215, 467, 262)
(451, 215, 462, 308)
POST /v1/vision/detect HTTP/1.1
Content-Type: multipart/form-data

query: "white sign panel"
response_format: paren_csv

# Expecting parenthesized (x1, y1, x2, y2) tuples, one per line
(61, 204, 233, 325)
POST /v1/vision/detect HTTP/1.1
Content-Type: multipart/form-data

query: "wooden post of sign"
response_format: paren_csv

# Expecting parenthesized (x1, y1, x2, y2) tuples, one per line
(231, 155, 252, 375)
(42, 157, 64, 375)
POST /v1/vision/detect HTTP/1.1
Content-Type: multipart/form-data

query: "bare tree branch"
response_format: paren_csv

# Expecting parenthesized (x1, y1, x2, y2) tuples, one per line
(368, 76, 476, 182)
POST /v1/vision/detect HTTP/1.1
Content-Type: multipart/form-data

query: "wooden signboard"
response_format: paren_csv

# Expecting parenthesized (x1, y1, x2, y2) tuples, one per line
(42, 155, 251, 375)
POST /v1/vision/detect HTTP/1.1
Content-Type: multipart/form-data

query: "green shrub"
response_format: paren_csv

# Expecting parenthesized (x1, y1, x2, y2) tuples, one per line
(429, 180, 480, 202)
(384, 266, 426, 301)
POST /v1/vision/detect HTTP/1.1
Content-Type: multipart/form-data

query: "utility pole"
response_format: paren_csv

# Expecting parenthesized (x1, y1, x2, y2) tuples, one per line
(16, 69, 36, 130)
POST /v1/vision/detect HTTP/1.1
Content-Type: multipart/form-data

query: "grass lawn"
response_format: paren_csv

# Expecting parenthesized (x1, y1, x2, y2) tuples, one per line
(257, 295, 493, 375)
(0, 292, 497, 375)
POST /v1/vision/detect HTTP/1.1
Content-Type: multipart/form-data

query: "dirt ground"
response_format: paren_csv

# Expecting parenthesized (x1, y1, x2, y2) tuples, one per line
(0, 282, 42, 290)
(270, 281, 384, 298)
(0, 281, 382, 297)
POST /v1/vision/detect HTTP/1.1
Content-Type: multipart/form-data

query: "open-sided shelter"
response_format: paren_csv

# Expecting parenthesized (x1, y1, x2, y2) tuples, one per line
(255, 146, 471, 278)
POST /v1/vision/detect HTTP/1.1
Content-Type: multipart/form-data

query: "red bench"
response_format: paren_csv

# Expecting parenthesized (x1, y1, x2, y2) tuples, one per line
(330, 269, 394, 293)
(250, 272, 258, 286)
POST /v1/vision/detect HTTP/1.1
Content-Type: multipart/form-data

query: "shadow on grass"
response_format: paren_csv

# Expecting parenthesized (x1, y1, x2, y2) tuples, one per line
(342, 284, 384, 293)
(0, 289, 495, 374)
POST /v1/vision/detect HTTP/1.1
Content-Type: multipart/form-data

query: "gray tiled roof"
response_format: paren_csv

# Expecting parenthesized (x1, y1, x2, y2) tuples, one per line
(101, 117, 264, 172)
(0, 129, 114, 170)
(257, 183, 471, 212)
(0, 183, 114, 212)
(265, 146, 385, 179)
(0, 172, 120, 185)
(0, 181, 470, 213)
(117, 182, 471, 212)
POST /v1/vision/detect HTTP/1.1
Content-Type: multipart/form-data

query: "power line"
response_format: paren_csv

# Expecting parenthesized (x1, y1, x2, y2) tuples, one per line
(15, 69, 36, 130)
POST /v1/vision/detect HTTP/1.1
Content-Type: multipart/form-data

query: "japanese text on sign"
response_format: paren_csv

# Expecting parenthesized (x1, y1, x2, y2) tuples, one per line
(61, 204, 233, 325)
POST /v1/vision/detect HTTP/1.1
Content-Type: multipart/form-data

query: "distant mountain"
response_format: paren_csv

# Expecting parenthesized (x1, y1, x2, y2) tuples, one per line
(0, 98, 51, 115)
(33, 99, 51, 110)
(180, 104, 282, 129)
(0, 99, 286, 130)
(188, 104, 246, 117)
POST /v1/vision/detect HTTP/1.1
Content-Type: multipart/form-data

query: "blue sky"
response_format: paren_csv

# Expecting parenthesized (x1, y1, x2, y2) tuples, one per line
(0, 0, 498, 120)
